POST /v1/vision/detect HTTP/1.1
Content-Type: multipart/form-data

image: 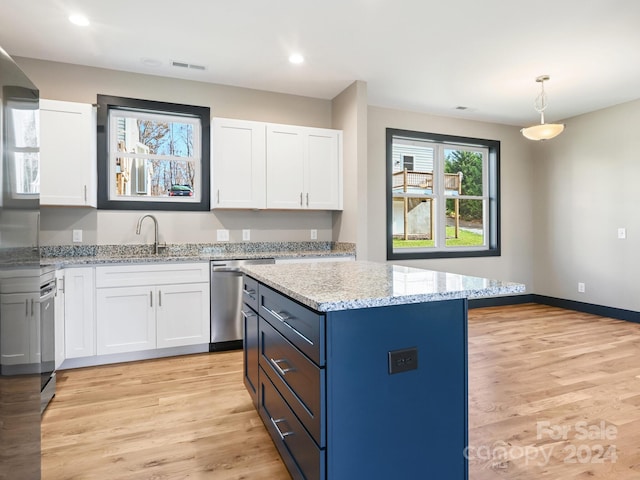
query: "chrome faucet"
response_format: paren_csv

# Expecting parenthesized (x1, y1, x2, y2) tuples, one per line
(136, 214, 160, 254)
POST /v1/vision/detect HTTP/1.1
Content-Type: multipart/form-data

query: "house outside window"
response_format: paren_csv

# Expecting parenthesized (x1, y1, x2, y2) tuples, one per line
(387, 128, 500, 260)
(97, 95, 210, 211)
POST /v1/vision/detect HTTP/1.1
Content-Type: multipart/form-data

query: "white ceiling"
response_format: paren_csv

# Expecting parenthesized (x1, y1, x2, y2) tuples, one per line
(1, 0, 639, 126)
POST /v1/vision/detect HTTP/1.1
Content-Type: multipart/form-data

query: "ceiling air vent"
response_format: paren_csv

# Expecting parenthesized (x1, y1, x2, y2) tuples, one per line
(171, 61, 206, 71)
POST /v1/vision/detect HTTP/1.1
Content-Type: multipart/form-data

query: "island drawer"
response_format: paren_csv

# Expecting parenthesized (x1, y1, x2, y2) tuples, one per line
(258, 367, 325, 480)
(242, 276, 259, 312)
(259, 317, 325, 447)
(259, 285, 325, 366)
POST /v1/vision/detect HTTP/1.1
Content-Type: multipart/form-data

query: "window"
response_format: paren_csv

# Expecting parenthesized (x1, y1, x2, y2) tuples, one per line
(387, 128, 500, 260)
(2, 86, 40, 205)
(97, 95, 210, 210)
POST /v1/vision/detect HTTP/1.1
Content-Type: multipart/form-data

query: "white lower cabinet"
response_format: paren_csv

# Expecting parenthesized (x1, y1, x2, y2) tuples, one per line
(0, 292, 39, 366)
(96, 286, 156, 355)
(64, 267, 96, 359)
(95, 263, 210, 356)
(156, 283, 210, 348)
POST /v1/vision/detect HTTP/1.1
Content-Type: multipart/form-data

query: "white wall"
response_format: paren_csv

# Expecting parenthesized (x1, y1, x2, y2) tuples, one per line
(533, 98, 640, 311)
(367, 106, 536, 289)
(17, 57, 338, 246)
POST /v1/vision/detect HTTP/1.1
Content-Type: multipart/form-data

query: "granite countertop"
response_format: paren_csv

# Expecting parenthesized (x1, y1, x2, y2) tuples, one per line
(40, 242, 355, 267)
(242, 261, 526, 312)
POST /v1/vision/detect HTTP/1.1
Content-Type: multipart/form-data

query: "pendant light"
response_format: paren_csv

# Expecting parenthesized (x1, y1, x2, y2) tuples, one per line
(521, 75, 565, 141)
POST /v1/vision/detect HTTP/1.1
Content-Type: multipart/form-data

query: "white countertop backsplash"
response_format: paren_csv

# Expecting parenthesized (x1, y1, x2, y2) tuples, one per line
(242, 261, 526, 312)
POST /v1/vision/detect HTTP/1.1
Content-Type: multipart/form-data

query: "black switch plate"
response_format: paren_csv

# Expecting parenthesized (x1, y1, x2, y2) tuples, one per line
(388, 347, 418, 374)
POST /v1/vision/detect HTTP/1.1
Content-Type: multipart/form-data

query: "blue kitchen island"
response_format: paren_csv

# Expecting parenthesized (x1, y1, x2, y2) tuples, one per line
(241, 261, 525, 480)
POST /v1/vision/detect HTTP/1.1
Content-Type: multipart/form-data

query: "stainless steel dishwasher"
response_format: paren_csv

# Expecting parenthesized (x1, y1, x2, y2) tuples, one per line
(210, 258, 275, 351)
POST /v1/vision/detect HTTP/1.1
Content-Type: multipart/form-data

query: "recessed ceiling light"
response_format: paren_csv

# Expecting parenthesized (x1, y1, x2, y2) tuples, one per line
(289, 53, 304, 65)
(69, 14, 90, 27)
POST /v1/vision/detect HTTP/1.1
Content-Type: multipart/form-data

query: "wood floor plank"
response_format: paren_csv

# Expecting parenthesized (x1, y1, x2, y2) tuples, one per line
(42, 304, 640, 479)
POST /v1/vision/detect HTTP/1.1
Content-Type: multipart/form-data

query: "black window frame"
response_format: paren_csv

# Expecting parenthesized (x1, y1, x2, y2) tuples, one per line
(96, 94, 210, 211)
(386, 128, 501, 260)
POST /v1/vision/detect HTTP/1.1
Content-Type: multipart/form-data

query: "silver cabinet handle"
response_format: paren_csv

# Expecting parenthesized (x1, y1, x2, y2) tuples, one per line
(25, 299, 29, 316)
(306, 193, 309, 206)
(300, 192, 303, 206)
(84, 185, 87, 203)
(217, 189, 220, 204)
(31, 298, 34, 316)
(269, 358, 295, 376)
(266, 307, 314, 345)
(158, 290, 162, 307)
(150, 290, 153, 307)
(240, 309, 256, 320)
(270, 417, 294, 440)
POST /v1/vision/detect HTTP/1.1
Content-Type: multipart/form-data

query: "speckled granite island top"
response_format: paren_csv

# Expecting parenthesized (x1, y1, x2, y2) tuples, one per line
(242, 261, 525, 312)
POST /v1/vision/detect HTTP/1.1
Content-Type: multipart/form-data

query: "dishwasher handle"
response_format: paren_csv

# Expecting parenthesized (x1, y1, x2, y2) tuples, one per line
(212, 266, 242, 273)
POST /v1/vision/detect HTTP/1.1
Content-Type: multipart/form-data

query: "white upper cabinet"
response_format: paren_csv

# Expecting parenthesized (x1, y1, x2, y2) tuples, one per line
(211, 118, 343, 211)
(40, 99, 97, 207)
(305, 127, 343, 210)
(266, 124, 343, 210)
(266, 124, 306, 209)
(211, 118, 266, 209)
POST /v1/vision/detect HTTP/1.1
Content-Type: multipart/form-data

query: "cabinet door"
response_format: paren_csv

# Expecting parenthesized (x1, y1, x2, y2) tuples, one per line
(40, 99, 97, 207)
(96, 286, 156, 355)
(64, 267, 95, 358)
(0, 293, 33, 366)
(54, 270, 66, 369)
(305, 128, 342, 210)
(266, 124, 305, 209)
(156, 283, 210, 348)
(211, 118, 266, 209)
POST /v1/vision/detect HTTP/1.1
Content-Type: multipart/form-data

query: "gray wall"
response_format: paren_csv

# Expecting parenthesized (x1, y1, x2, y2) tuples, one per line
(17, 57, 339, 246)
(533, 98, 640, 311)
(366, 106, 536, 289)
(331, 80, 368, 256)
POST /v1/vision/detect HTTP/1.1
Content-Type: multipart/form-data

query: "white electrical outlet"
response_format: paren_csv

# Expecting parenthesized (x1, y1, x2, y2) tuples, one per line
(72, 229, 83, 243)
(617, 227, 627, 239)
(216, 229, 229, 242)
(242, 229, 251, 241)
(310, 229, 318, 240)
(578, 282, 585, 293)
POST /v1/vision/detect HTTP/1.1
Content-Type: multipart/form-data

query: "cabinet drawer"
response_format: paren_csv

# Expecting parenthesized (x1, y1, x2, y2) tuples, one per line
(259, 367, 325, 480)
(259, 285, 324, 365)
(95, 262, 209, 288)
(259, 318, 324, 446)
(242, 275, 259, 311)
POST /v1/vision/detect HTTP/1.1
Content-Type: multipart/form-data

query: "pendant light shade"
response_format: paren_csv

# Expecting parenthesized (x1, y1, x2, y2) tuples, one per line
(521, 75, 565, 141)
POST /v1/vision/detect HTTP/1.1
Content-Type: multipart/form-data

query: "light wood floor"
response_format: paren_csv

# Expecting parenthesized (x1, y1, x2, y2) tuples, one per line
(41, 304, 640, 479)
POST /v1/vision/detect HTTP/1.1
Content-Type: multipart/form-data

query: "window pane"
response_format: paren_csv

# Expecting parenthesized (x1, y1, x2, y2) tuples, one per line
(445, 199, 484, 247)
(114, 115, 195, 158)
(392, 198, 435, 249)
(114, 157, 197, 199)
(10, 108, 39, 148)
(14, 152, 40, 194)
(444, 149, 483, 196)
(392, 138, 436, 251)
